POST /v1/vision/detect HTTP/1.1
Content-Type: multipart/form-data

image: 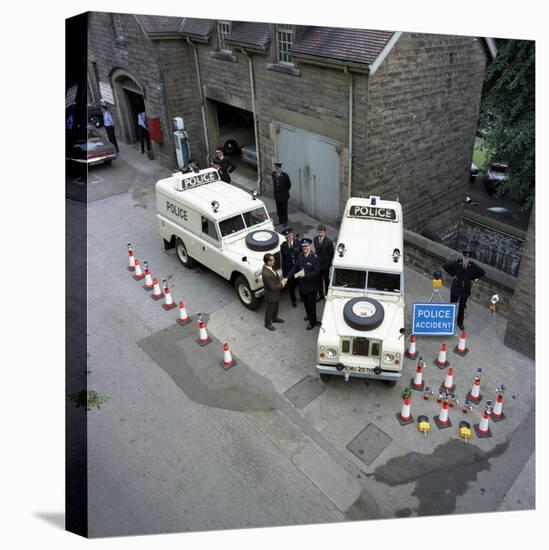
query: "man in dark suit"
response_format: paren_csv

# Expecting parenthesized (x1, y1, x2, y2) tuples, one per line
(213, 147, 236, 181)
(313, 224, 335, 302)
(280, 228, 301, 307)
(272, 161, 291, 226)
(261, 253, 287, 331)
(289, 238, 321, 330)
(182, 158, 200, 174)
(443, 250, 486, 330)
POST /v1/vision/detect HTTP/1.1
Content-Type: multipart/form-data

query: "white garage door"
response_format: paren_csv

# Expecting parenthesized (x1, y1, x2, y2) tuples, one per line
(275, 122, 341, 224)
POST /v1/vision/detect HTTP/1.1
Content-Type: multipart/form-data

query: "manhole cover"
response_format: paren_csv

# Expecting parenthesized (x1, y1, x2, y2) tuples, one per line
(347, 423, 393, 465)
(283, 375, 326, 409)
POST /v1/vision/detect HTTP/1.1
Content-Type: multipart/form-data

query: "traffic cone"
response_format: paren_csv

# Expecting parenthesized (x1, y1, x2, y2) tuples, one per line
(133, 259, 145, 281)
(410, 356, 425, 390)
(453, 331, 469, 356)
(434, 399, 452, 429)
(433, 343, 450, 368)
(405, 335, 418, 359)
(492, 392, 506, 422)
(466, 375, 483, 404)
(441, 367, 456, 392)
(127, 247, 136, 271)
(151, 278, 163, 301)
(396, 394, 414, 426)
(176, 301, 191, 326)
(162, 283, 176, 310)
(474, 406, 493, 438)
(196, 320, 211, 346)
(221, 342, 237, 370)
(143, 266, 154, 291)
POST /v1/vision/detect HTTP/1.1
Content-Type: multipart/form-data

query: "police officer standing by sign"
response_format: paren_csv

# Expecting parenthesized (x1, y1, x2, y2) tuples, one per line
(443, 250, 485, 330)
(272, 161, 291, 226)
(280, 228, 301, 307)
(289, 238, 321, 330)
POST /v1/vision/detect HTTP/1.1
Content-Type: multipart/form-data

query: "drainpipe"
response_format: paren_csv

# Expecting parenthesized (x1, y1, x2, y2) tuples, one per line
(344, 66, 354, 200)
(243, 49, 263, 194)
(187, 37, 211, 164)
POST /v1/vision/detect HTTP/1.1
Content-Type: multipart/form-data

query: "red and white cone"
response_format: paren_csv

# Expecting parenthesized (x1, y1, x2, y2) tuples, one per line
(453, 331, 469, 356)
(133, 259, 145, 280)
(197, 321, 211, 346)
(151, 278, 163, 301)
(410, 356, 425, 390)
(396, 395, 414, 426)
(492, 392, 506, 422)
(127, 248, 136, 271)
(176, 301, 191, 325)
(162, 284, 176, 310)
(221, 342, 237, 369)
(435, 399, 452, 429)
(442, 367, 456, 392)
(143, 267, 154, 291)
(433, 343, 450, 368)
(466, 376, 483, 404)
(474, 407, 493, 438)
(405, 335, 418, 359)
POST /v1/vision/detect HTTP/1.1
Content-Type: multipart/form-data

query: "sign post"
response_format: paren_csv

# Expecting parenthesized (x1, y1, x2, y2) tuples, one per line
(411, 303, 456, 337)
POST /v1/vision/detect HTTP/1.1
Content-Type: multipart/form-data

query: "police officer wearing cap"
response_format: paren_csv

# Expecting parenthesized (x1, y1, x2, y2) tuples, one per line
(280, 228, 301, 307)
(288, 238, 321, 330)
(272, 161, 292, 226)
(443, 250, 485, 330)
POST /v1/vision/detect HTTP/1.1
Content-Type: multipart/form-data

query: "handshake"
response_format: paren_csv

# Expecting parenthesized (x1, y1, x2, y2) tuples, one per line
(293, 269, 306, 279)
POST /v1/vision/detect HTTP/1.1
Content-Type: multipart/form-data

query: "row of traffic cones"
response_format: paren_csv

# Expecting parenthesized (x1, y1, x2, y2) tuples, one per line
(405, 333, 469, 368)
(127, 243, 236, 368)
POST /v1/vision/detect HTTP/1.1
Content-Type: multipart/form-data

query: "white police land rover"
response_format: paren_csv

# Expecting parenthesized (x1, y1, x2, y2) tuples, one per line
(156, 168, 284, 309)
(316, 196, 405, 386)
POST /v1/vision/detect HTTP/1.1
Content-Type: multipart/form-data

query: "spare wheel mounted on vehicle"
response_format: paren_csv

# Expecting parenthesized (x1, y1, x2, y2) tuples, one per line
(343, 297, 385, 331)
(245, 229, 279, 252)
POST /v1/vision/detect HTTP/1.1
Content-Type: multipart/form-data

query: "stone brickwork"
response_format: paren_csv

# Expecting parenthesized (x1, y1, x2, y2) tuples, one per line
(363, 33, 488, 233)
(504, 206, 535, 358)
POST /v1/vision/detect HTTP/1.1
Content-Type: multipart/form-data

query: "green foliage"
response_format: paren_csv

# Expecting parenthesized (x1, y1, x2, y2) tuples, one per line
(68, 390, 110, 411)
(478, 39, 535, 207)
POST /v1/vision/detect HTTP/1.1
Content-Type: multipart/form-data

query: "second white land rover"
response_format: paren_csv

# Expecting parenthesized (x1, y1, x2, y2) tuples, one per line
(156, 168, 284, 309)
(316, 196, 406, 386)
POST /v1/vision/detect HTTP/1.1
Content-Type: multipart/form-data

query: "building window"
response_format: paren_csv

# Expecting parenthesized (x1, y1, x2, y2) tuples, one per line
(276, 24, 294, 65)
(217, 21, 231, 52)
(112, 14, 124, 41)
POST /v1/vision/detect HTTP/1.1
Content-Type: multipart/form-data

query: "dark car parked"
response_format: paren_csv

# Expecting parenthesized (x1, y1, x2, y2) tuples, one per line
(484, 162, 509, 194)
(66, 124, 117, 168)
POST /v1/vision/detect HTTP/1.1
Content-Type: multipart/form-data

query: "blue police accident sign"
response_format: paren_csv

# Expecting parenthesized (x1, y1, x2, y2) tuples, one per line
(411, 303, 457, 336)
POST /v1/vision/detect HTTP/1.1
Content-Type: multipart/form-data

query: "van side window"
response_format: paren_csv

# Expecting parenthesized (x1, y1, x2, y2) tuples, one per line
(201, 216, 219, 242)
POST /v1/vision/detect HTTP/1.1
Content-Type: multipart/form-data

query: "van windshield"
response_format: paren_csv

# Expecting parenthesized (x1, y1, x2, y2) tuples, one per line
(367, 271, 401, 293)
(243, 206, 268, 227)
(219, 215, 245, 236)
(219, 206, 269, 237)
(332, 268, 366, 289)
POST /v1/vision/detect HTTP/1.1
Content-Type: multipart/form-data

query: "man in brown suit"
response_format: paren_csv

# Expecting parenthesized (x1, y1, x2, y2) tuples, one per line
(262, 253, 287, 331)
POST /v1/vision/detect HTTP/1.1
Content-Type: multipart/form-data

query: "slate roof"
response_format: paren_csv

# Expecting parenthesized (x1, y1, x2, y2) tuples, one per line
(135, 14, 183, 35)
(179, 17, 213, 39)
(225, 22, 271, 49)
(290, 27, 395, 66)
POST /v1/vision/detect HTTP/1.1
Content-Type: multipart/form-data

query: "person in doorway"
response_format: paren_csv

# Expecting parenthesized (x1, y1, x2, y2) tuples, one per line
(288, 238, 321, 330)
(182, 159, 200, 174)
(280, 228, 301, 308)
(272, 161, 291, 226)
(212, 161, 231, 183)
(212, 147, 236, 180)
(261, 253, 287, 331)
(101, 105, 119, 153)
(443, 250, 486, 331)
(137, 111, 151, 154)
(314, 224, 335, 302)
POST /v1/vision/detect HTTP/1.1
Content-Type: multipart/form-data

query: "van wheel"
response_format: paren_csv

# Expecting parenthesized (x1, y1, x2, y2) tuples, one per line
(235, 275, 260, 310)
(175, 238, 196, 268)
(385, 380, 397, 387)
(320, 373, 330, 382)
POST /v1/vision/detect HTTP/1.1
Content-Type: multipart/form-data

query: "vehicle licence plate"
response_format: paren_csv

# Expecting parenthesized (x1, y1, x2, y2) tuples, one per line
(345, 365, 372, 374)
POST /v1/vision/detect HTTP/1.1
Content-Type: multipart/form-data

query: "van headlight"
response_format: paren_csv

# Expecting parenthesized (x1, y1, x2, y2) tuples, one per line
(254, 270, 262, 283)
(383, 353, 396, 363)
(326, 347, 337, 358)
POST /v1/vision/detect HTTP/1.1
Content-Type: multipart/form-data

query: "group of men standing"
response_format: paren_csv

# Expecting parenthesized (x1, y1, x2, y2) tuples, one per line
(262, 225, 334, 332)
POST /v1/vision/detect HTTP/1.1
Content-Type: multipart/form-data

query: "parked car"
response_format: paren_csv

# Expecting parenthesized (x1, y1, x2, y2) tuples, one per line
(470, 162, 479, 182)
(66, 124, 117, 167)
(484, 162, 509, 194)
(240, 143, 257, 167)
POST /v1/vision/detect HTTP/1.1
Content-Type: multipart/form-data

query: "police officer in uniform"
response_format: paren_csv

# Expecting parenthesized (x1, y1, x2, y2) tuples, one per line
(288, 238, 321, 330)
(313, 224, 335, 301)
(280, 228, 301, 307)
(272, 161, 292, 226)
(443, 250, 485, 330)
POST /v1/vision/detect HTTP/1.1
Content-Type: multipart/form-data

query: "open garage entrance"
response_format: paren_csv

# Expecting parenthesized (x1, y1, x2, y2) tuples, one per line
(112, 71, 145, 146)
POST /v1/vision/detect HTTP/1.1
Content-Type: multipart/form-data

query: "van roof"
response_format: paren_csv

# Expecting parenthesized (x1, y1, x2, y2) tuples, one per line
(333, 197, 403, 272)
(156, 172, 265, 220)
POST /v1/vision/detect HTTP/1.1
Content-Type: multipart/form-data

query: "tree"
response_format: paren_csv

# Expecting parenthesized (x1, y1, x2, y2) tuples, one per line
(478, 39, 535, 207)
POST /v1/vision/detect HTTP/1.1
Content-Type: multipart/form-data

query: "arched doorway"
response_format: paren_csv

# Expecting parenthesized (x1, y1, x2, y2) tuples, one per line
(111, 69, 146, 145)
